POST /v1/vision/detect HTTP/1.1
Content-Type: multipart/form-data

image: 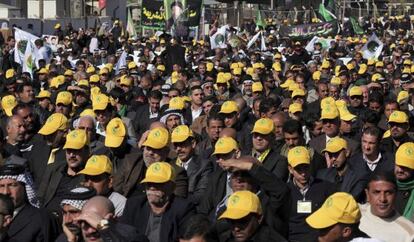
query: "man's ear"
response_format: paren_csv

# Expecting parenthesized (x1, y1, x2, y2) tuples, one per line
(191, 139, 196, 149)
(3, 215, 12, 228)
(342, 225, 352, 238)
(257, 214, 264, 224)
(345, 149, 351, 158)
(108, 175, 113, 189)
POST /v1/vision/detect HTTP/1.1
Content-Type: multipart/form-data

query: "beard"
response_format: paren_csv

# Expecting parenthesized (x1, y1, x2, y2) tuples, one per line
(146, 190, 169, 207)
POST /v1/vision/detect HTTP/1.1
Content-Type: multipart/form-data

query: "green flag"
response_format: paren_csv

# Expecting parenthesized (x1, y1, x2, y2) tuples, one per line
(256, 10, 266, 29)
(350, 17, 364, 35)
(318, 3, 334, 22)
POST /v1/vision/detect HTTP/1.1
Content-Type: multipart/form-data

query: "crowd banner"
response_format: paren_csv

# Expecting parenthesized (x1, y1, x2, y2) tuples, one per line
(361, 33, 384, 60)
(210, 25, 228, 49)
(279, 21, 339, 39)
(14, 28, 39, 77)
(141, 0, 165, 30)
(163, 0, 201, 38)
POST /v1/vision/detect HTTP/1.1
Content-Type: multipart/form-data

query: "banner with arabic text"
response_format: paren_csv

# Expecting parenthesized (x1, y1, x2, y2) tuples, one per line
(279, 21, 339, 40)
(141, 0, 165, 29)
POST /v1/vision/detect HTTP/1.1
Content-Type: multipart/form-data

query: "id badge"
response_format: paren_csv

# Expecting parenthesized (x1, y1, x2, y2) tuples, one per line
(297, 200, 312, 214)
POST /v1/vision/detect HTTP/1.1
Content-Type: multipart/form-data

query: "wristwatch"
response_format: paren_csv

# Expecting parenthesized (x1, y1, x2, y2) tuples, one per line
(97, 219, 109, 230)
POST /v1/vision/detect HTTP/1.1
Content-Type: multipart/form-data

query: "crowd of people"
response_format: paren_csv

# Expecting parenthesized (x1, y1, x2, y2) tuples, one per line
(0, 13, 413, 242)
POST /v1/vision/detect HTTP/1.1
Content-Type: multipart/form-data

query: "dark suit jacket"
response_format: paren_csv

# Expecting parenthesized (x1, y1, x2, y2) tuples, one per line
(37, 162, 84, 209)
(316, 166, 367, 202)
(348, 151, 395, 177)
(261, 148, 289, 182)
(380, 135, 413, 154)
(130, 104, 158, 139)
(185, 155, 212, 205)
(120, 195, 194, 242)
(112, 150, 188, 198)
(309, 134, 360, 156)
(8, 205, 57, 242)
(24, 136, 66, 186)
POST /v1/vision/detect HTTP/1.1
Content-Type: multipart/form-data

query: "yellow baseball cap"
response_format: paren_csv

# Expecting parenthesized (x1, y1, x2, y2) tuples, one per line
(54, 23, 61, 29)
(219, 191, 262, 220)
(86, 66, 96, 74)
(79, 109, 96, 118)
(320, 105, 339, 120)
(252, 82, 263, 93)
(77, 79, 89, 87)
(38, 113, 68, 135)
(92, 93, 110, 111)
(292, 88, 305, 98)
(233, 68, 242, 75)
(64, 69, 74, 76)
(1, 95, 17, 117)
(105, 118, 126, 148)
(330, 76, 341, 85)
(38, 68, 49, 75)
(206, 62, 214, 72)
(140, 162, 176, 184)
(120, 75, 132, 86)
(371, 73, 382, 82)
(78, 155, 113, 176)
(251, 118, 274, 135)
(56, 91, 73, 105)
(289, 103, 303, 114)
(128, 62, 137, 69)
(396, 142, 414, 169)
(288, 146, 311, 167)
(35, 90, 51, 99)
(272, 63, 282, 72)
(171, 71, 179, 84)
(252, 62, 264, 69)
(397, 91, 409, 104)
(156, 65, 166, 72)
(358, 64, 367, 75)
(323, 137, 348, 153)
(99, 68, 109, 75)
(142, 127, 170, 149)
(321, 97, 336, 107)
(388, 111, 409, 123)
(340, 110, 357, 122)
(274, 53, 282, 59)
(171, 125, 193, 143)
(219, 101, 239, 114)
(105, 63, 113, 72)
(306, 192, 361, 229)
(367, 59, 375, 66)
(280, 79, 295, 89)
(63, 129, 88, 150)
(169, 97, 185, 110)
(5, 69, 15, 79)
(321, 60, 330, 69)
(375, 61, 384, 68)
(349, 86, 363, 97)
(312, 71, 321, 81)
(213, 137, 238, 155)
(404, 59, 412, 65)
(89, 74, 100, 83)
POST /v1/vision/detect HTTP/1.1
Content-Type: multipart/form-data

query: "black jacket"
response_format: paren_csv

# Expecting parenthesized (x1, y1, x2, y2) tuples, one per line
(120, 195, 195, 242)
(380, 135, 413, 154)
(348, 151, 395, 178)
(217, 224, 288, 242)
(316, 165, 368, 202)
(8, 205, 58, 242)
(287, 178, 336, 242)
(183, 154, 212, 205)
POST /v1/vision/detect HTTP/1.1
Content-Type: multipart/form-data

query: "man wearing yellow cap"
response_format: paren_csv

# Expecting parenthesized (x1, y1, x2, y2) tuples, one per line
(316, 137, 367, 201)
(78, 155, 126, 217)
(38, 129, 89, 214)
(27, 113, 68, 185)
(359, 171, 414, 242)
(287, 146, 336, 241)
(217, 190, 287, 241)
(250, 118, 288, 181)
(306, 192, 374, 242)
(55, 91, 73, 118)
(394, 142, 414, 221)
(112, 127, 188, 198)
(380, 111, 413, 153)
(348, 86, 368, 117)
(120, 162, 195, 242)
(171, 125, 210, 204)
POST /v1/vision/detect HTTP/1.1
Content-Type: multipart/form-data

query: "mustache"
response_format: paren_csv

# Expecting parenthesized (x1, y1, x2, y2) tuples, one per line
(146, 190, 164, 197)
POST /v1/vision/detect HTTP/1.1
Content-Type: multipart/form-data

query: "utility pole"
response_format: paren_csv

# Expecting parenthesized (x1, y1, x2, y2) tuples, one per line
(39, 0, 44, 34)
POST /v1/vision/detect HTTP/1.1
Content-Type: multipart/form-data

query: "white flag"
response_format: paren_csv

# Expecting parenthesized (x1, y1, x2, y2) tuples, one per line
(260, 32, 266, 51)
(210, 25, 228, 49)
(22, 40, 34, 77)
(14, 28, 39, 65)
(361, 33, 383, 60)
(115, 51, 128, 75)
(247, 31, 261, 49)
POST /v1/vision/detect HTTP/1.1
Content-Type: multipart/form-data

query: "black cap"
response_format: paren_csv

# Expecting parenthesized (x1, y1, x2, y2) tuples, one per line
(0, 163, 25, 176)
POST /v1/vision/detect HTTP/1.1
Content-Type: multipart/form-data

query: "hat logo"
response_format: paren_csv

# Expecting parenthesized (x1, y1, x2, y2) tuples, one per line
(230, 195, 240, 205)
(47, 116, 54, 123)
(392, 112, 399, 117)
(112, 126, 118, 135)
(294, 148, 302, 155)
(174, 127, 180, 133)
(6, 98, 13, 105)
(90, 156, 97, 163)
(70, 131, 78, 138)
(406, 147, 413, 156)
(154, 130, 160, 137)
(325, 197, 333, 208)
(152, 163, 161, 172)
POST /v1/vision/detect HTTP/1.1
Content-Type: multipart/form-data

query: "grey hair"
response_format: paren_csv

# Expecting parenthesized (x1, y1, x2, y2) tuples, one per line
(73, 115, 97, 129)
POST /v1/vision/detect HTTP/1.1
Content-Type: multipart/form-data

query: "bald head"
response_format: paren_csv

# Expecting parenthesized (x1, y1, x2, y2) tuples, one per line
(82, 196, 115, 217)
(271, 112, 287, 140)
(149, 121, 166, 130)
(219, 128, 237, 139)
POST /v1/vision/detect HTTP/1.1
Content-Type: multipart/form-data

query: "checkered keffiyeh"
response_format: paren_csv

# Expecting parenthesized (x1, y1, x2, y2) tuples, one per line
(60, 187, 94, 210)
(0, 172, 40, 208)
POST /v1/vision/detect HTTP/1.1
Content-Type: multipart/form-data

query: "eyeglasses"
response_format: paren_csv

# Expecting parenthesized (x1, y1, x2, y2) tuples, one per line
(350, 95, 362, 100)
